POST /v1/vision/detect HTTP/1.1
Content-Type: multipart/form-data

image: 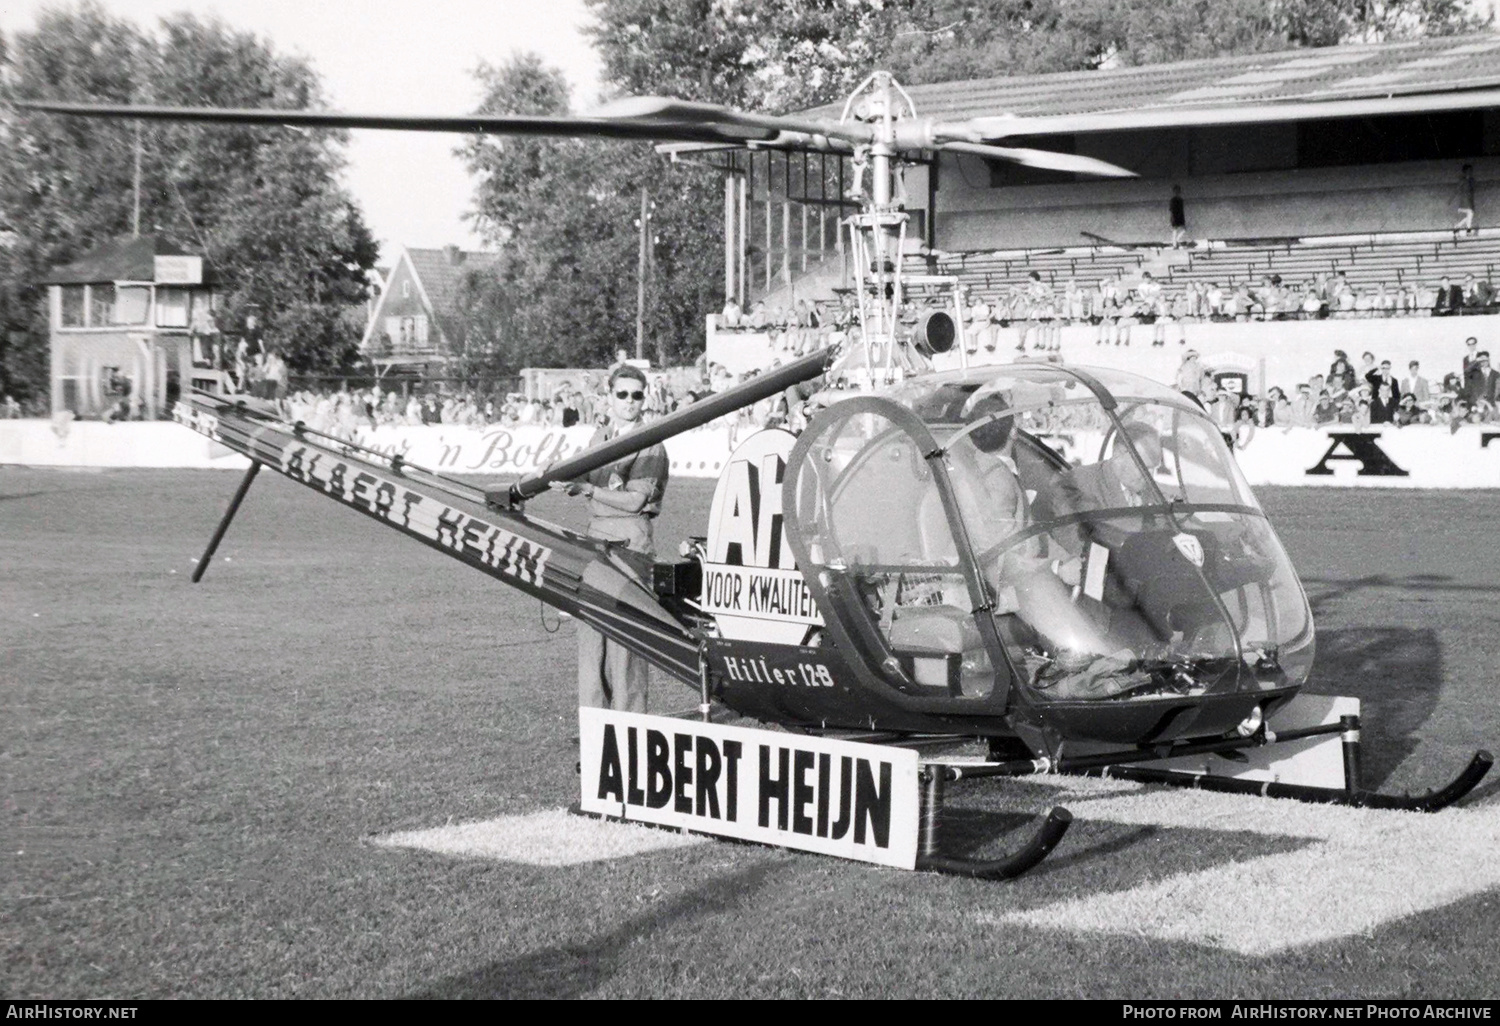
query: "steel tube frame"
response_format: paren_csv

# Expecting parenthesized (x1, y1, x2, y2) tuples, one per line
(912, 764, 1072, 879)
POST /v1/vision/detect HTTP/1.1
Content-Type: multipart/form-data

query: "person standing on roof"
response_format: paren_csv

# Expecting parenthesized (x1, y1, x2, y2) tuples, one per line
(1455, 164, 1477, 234)
(1169, 184, 1187, 248)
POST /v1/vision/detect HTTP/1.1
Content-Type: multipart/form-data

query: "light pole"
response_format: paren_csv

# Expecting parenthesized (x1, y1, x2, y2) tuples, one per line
(635, 186, 653, 362)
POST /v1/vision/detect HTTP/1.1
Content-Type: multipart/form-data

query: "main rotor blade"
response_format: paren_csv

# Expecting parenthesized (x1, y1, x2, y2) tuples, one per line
(14, 99, 791, 145)
(589, 96, 874, 145)
(941, 140, 1136, 178)
(16, 96, 879, 148)
(964, 88, 1500, 140)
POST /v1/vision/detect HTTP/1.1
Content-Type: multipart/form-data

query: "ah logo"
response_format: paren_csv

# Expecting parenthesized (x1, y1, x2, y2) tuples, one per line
(708, 429, 796, 569)
(704, 430, 822, 644)
(1305, 432, 1409, 477)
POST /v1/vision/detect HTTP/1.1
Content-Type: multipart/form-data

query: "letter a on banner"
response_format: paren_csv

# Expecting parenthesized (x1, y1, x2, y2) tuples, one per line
(1305, 433, 1409, 477)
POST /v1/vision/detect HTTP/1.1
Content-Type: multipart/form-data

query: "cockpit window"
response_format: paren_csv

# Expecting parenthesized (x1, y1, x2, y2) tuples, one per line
(789, 402, 998, 699)
(797, 409, 944, 568)
(785, 368, 1313, 713)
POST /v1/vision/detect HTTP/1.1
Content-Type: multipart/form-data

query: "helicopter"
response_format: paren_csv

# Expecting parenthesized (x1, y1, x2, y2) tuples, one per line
(21, 73, 1492, 879)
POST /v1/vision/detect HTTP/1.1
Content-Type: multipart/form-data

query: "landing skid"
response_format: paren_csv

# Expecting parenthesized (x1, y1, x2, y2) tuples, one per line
(912, 708, 1492, 880)
(1087, 747, 1493, 813)
(914, 764, 1072, 879)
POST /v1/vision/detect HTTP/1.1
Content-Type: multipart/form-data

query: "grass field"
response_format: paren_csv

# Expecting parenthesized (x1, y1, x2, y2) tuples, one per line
(3, 467, 1499, 999)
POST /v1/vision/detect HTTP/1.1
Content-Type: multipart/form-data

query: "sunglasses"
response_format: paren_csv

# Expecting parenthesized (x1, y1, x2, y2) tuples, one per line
(614, 389, 645, 401)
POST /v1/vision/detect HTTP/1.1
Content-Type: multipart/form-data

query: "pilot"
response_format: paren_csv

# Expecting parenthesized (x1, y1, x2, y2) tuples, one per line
(945, 392, 1029, 554)
(923, 392, 1050, 613)
(554, 364, 669, 712)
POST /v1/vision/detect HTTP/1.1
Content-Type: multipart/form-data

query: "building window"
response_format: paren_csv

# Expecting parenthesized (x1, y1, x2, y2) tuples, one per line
(89, 284, 115, 327)
(114, 285, 150, 325)
(60, 286, 86, 327)
(156, 288, 191, 328)
(402, 280, 411, 299)
(190, 291, 218, 334)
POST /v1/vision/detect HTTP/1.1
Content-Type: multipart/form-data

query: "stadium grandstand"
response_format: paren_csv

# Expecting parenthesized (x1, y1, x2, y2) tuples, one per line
(702, 34, 1500, 409)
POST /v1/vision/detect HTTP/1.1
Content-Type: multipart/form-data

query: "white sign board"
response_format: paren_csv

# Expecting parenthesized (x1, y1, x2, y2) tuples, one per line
(154, 255, 203, 284)
(578, 708, 920, 870)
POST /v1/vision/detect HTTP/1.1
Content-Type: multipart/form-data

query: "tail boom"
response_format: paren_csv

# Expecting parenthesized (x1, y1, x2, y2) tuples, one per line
(176, 394, 701, 684)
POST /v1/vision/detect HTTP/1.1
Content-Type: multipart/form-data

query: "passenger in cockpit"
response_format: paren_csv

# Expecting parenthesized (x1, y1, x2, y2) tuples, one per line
(1033, 419, 1165, 564)
(1063, 420, 1164, 512)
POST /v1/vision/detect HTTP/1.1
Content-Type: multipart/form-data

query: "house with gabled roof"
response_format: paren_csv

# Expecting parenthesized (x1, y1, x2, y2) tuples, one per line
(359, 244, 501, 373)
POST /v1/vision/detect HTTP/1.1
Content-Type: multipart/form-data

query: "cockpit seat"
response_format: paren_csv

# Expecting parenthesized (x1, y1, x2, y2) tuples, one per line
(888, 604, 980, 695)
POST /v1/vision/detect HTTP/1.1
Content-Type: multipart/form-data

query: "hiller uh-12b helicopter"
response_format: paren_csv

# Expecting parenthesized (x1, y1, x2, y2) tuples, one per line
(25, 73, 1493, 878)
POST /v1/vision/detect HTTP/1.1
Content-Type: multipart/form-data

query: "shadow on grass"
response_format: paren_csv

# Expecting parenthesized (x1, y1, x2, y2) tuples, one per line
(0, 490, 54, 503)
(406, 860, 774, 998)
(1309, 627, 1442, 788)
(1465, 776, 1500, 806)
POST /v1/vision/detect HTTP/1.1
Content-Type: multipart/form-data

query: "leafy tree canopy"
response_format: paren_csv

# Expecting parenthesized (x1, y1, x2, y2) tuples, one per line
(0, 2, 378, 400)
(459, 52, 721, 375)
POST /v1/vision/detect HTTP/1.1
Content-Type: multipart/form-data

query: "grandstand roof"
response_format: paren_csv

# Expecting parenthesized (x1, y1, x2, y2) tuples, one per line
(800, 35, 1500, 135)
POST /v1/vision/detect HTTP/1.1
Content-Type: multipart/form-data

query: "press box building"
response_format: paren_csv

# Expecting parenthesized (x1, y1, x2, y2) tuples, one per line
(43, 235, 220, 420)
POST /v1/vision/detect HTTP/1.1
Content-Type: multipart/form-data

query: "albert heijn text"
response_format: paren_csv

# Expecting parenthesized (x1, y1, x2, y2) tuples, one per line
(594, 722, 893, 846)
(280, 444, 549, 586)
(579, 710, 921, 869)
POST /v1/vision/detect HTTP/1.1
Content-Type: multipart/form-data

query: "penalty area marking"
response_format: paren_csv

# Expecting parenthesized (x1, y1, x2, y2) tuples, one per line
(374, 808, 707, 867)
(989, 788, 1500, 956)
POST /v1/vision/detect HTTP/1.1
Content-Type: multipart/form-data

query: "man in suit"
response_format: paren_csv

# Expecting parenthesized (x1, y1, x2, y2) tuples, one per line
(1464, 273, 1495, 310)
(1462, 337, 1481, 377)
(1402, 361, 1431, 407)
(1370, 379, 1401, 424)
(1367, 358, 1398, 397)
(1434, 276, 1465, 316)
(1464, 351, 1498, 407)
(1062, 421, 1165, 512)
(1034, 420, 1168, 566)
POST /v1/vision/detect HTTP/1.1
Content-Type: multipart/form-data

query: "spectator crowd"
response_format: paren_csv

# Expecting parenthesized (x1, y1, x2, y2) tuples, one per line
(715, 266, 1500, 363)
(1171, 338, 1500, 434)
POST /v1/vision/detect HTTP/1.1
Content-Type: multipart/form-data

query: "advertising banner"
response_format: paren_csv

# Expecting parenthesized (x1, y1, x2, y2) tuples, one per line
(1232, 425, 1500, 488)
(5, 419, 1500, 487)
(701, 430, 824, 644)
(578, 708, 921, 870)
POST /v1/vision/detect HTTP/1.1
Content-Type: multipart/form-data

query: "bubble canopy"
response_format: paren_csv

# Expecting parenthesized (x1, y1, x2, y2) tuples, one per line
(782, 365, 1314, 744)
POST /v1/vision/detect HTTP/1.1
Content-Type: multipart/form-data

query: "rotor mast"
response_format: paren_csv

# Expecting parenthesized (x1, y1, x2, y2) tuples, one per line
(843, 73, 918, 386)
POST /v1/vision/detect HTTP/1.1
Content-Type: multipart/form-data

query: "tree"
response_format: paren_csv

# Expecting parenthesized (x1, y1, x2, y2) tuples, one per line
(0, 4, 378, 403)
(459, 53, 723, 374)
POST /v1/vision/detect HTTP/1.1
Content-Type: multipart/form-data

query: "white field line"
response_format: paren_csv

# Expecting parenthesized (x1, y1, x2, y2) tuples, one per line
(374, 808, 707, 867)
(994, 789, 1500, 955)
